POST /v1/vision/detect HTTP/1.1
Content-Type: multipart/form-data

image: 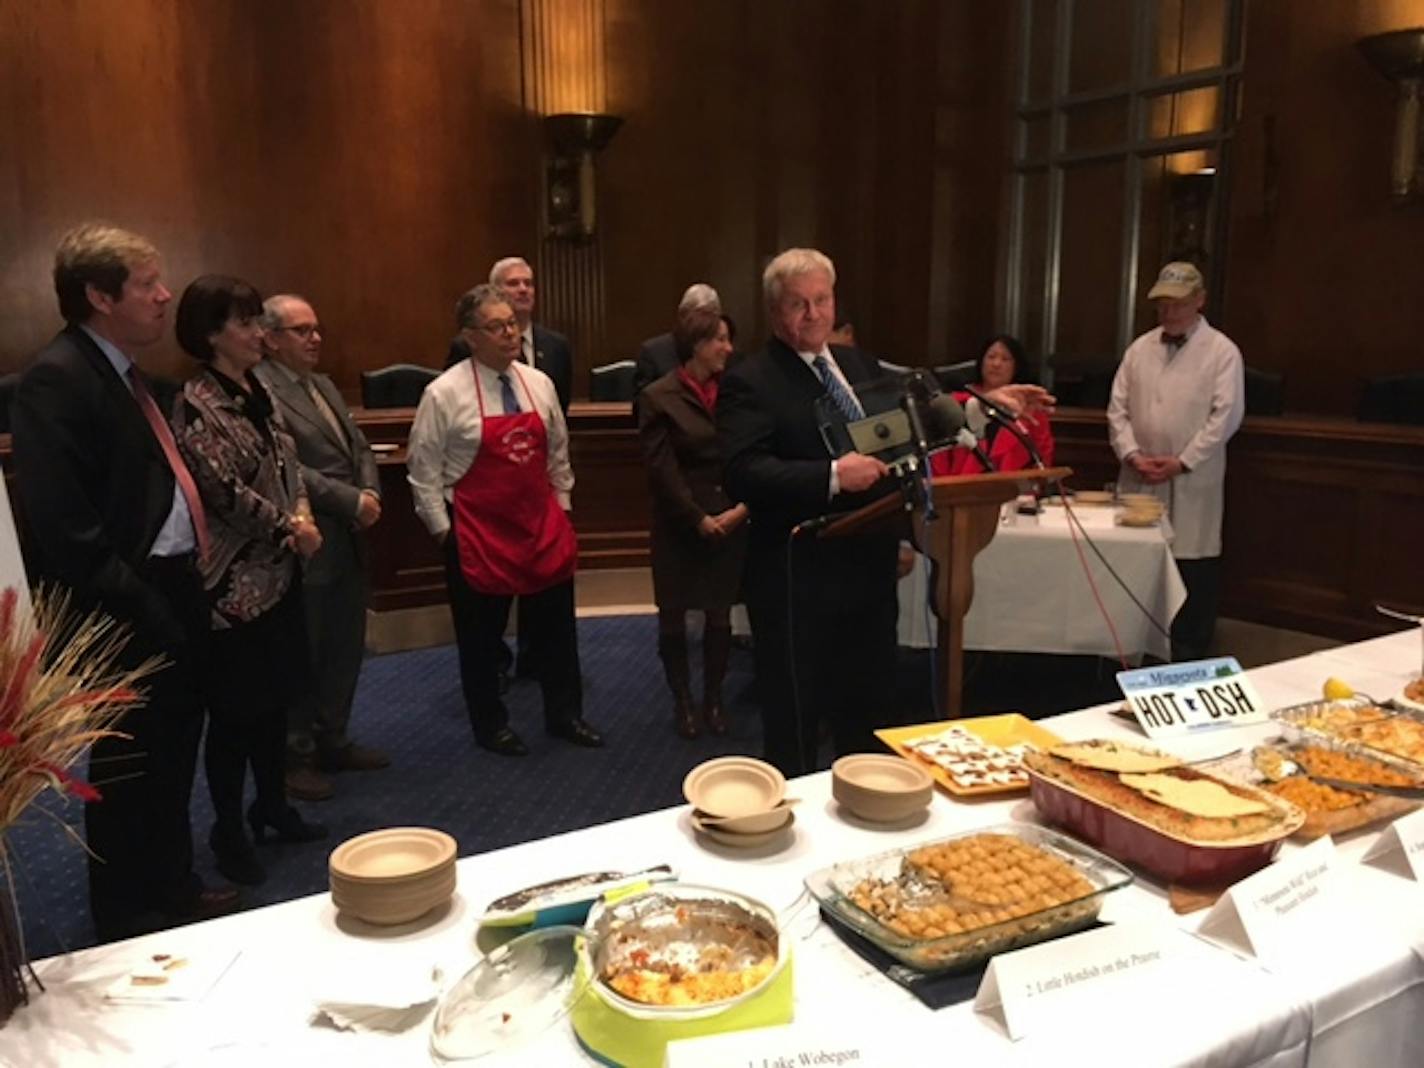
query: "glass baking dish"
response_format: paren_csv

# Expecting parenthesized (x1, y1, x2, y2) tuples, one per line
(804, 823, 1132, 974)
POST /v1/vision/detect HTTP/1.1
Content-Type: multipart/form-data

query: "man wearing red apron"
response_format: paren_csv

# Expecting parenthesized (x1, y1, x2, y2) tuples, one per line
(407, 284, 603, 755)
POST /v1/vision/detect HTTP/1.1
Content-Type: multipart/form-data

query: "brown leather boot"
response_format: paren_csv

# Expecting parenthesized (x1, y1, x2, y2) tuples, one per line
(702, 625, 732, 736)
(658, 631, 698, 739)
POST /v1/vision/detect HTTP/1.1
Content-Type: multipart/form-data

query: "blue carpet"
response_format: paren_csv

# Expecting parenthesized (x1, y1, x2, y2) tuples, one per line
(6, 614, 1122, 960)
(7, 614, 761, 960)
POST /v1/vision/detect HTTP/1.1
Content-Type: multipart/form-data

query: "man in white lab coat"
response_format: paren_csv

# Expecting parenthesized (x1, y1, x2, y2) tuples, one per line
(1107, 261, 1245, 661)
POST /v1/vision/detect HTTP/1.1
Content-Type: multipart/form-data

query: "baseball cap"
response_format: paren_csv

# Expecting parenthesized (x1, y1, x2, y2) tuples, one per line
(1147, 261, 1204, 300)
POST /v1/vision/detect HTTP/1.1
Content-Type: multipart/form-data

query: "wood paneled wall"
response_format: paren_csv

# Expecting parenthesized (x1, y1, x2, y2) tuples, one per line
(1222, 0, 1424, 416)
(0, 0, 1014, 396)
(0, 0, 535, 387)
(598, 0, 1014, 369)
(2, 1, 1416, 417)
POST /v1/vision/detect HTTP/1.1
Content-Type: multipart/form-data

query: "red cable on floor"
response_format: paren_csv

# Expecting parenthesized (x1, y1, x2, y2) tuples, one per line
(1060, 495, 1130, 671)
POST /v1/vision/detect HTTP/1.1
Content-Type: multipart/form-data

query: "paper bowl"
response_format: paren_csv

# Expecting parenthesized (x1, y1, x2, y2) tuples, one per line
(329, 827, 456, 882)
(329, 827, 457, 925)
(1118, 493, 1163, 509)
(330, 865, 457, 925)
(831, 754, 934, 822)
(1073, 490, 1114, 505)
(683, 757, 786, 818)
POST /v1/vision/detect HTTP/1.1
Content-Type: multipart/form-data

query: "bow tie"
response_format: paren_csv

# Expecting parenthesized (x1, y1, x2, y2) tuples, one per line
(1161, 332, 1187, 348)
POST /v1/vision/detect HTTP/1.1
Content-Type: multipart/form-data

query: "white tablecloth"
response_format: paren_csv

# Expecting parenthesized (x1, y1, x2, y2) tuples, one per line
(7, 630, 1424, 1068)
(898, 503, 1187, 661)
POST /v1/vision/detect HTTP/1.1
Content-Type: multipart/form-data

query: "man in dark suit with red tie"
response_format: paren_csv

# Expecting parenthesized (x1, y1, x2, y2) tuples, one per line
(11, 222, 239, 940)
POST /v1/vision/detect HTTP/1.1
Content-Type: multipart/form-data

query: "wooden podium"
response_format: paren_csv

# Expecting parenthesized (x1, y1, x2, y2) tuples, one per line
(820, 467, 1071, 719)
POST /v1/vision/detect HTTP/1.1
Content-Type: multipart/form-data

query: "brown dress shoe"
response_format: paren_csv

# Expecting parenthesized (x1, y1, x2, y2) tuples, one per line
(285, 763, 335, 802)
(317, 742, 392, 773)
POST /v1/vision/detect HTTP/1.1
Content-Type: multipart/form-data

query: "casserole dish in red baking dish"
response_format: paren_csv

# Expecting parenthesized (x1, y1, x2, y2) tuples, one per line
(1024, 741, 1305, 886)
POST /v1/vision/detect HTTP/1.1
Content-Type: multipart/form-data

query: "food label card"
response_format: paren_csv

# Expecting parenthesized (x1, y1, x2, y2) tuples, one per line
(1116, 657, 1268, 739)
(973, 920, 1176, 1040)
(1197, 837, 1340, 968)
(665, 1023, 905, 1068)
(1362, 807, 1424, 883)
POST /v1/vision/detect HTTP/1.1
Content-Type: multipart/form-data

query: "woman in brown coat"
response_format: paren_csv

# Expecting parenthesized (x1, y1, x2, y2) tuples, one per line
(638, 309, 747, 738)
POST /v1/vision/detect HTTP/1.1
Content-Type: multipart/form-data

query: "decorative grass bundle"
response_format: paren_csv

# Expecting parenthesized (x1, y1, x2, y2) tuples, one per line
(0, 585, 157, 1023)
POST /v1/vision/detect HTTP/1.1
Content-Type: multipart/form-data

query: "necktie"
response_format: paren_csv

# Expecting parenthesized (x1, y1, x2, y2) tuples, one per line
(304, 376, 348, 445)
(522, 336, 534, 367)
(812, 355, 863, 421)
(127, 369, 212, 562)
(498, 372, 520, 414)
(1161, 332, 1187, 348)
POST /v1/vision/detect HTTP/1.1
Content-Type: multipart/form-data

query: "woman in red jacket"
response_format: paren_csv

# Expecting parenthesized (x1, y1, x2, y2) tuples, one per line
(931, 334, 1054, 475)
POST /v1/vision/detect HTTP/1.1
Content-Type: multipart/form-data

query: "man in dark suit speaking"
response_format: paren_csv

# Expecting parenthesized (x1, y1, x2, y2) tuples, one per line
(12, 222, 237, 939)
(717, 248, 901, 776)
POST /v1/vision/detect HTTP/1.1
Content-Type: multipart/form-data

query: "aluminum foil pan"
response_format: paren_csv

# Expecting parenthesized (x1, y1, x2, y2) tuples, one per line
(581, 884, 784, 1019)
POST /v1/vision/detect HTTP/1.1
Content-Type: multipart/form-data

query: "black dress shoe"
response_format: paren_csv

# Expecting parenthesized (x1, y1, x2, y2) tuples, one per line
(247, 802, 327, 844)
(547, 718, 604, 748)
(477, 726, 530, 756)
(164, 885, 242, 923)
(209, 827, 266, 886)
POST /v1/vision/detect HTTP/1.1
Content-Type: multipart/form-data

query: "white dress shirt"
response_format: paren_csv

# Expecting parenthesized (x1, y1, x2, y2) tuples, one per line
(81, 325, 196, 557)
(406, 357, 573, 539)
(1107, 316, 1245, 559)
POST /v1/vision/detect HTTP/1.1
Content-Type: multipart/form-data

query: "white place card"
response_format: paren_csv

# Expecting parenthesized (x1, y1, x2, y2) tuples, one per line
(0, 479, 31, 620)
(1116, 657, 1268, 739)
(1197, 837, 1340, 968)
(1362, 807, 1424, 882)
(665, 1023, 904, 1068)
(973, 920, 1175, 1041)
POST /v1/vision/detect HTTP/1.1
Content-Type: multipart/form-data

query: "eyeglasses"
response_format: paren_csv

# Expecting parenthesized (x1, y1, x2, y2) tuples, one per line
(276, 323, 322, 338)
(477, 317, 521, 336)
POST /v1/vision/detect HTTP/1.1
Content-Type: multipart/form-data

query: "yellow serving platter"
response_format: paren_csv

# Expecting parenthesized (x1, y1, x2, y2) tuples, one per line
(876, 713, 1063, 797)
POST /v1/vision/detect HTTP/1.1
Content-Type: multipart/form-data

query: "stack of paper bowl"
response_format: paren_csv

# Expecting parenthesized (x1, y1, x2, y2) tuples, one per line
(683, 757, 793, 845)
(1118, 493, 1165, 527)
(329, 827, 457, 925)
(831, 754, 934, 822)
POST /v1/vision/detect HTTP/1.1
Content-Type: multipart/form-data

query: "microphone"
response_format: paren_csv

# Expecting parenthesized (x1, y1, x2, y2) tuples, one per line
(926, 390, 994, 472)
(961, 385, 1046, 469)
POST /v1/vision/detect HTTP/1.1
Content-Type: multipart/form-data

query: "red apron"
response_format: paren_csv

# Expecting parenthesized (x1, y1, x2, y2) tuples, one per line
(452, 362, 577, 596)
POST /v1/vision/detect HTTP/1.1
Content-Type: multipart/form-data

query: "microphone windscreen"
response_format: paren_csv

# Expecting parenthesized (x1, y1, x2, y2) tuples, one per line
(925, 393, 967, 439)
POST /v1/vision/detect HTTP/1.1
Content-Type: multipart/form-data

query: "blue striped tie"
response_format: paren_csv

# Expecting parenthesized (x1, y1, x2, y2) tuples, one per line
(498, 372, 520, 414)
(813, 355, 863, 421)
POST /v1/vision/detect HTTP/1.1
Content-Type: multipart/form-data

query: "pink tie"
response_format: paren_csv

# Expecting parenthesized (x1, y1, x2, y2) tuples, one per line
(127, 369, 212, 564)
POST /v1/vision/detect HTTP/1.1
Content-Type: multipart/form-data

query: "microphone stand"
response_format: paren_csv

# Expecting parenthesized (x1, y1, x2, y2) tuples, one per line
(902, 373, 938, 522)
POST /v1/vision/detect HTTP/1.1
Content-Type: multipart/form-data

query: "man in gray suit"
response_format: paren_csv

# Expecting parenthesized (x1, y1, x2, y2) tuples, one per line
(255, 294, 389, 800)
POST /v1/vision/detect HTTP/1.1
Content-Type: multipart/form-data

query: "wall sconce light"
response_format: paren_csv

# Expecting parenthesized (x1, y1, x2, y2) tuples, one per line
(544, 112, 623, 240)
(1357, 28, 1424, 202)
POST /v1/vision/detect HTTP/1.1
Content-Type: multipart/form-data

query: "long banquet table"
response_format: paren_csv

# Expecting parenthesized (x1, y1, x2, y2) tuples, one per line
(6, 629, 1424, 1068)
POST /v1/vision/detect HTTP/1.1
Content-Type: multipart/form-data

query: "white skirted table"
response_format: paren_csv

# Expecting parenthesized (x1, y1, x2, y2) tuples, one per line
(898, 502, 1186, 661)
(5, 629, 1424, 1068)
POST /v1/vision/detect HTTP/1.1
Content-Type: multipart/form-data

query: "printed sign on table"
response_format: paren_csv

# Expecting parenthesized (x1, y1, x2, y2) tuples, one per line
(1116, 657, 1267, 739)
